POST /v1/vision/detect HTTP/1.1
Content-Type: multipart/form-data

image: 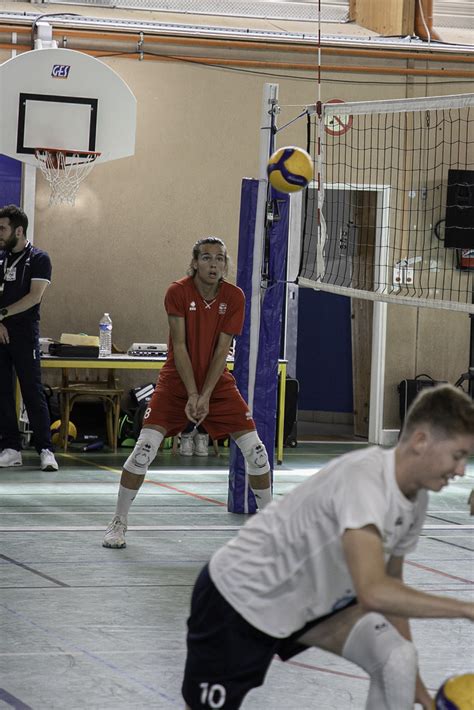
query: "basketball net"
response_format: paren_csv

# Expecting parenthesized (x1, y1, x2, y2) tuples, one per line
(35, 148, 101, 206)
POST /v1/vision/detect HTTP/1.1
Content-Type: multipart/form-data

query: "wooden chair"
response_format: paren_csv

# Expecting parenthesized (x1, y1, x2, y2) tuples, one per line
(58, 368, 123, 452)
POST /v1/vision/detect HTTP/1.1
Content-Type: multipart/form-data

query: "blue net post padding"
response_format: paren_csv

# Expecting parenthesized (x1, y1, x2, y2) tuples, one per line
(228, 178, 289, 513)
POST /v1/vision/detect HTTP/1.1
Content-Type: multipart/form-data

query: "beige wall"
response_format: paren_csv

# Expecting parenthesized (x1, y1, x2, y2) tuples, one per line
(0, 44, 471, 425)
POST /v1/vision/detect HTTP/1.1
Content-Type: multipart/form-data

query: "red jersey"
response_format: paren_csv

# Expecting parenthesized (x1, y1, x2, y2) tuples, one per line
(159, 276, 245, 392)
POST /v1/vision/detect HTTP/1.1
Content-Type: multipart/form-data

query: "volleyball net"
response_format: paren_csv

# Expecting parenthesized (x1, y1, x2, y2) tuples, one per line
(298, 93, 474, 313)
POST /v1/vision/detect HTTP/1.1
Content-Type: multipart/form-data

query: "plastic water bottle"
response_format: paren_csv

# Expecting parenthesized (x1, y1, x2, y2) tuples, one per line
(99, 313, 112, 357)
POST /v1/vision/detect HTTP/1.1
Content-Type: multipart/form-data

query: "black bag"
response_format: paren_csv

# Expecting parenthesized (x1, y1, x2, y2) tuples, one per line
(118, 413, 136, 446)
(43, 384, 60, 422)
(398, 374, 443, 426)
(133, 400, 150, 437)
(118, 383, 155, 445)
(48, 343, 99, 358)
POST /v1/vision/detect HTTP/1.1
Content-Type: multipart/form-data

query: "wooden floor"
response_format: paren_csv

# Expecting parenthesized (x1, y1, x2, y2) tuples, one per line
(1, 442, 473, 709)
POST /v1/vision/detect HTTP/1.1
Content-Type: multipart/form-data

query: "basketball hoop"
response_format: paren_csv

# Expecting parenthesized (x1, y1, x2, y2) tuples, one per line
(34, 147, 101, 206)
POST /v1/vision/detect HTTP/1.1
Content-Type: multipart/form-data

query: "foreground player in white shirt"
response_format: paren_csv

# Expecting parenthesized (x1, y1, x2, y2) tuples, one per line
(182, 384, 474, 710)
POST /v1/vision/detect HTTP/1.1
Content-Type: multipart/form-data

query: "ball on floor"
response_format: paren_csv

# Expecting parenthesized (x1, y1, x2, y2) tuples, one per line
(50, 419, 77, 446)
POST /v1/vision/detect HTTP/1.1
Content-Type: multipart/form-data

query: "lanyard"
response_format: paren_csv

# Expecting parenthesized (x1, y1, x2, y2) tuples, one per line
(0, 242, 31, 294)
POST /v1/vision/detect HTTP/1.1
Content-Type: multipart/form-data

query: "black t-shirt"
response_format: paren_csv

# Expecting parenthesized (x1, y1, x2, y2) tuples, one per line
(0, 243, 52, 324)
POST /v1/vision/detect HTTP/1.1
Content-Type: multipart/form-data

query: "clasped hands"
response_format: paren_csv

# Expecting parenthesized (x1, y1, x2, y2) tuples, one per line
(185, 392, 210, 427)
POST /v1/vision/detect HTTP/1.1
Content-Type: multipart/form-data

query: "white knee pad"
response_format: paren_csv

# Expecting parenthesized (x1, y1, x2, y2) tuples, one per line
(124, 428, 163, 476)
(342, 613, 418, 710)
(234, 431, 270, 476)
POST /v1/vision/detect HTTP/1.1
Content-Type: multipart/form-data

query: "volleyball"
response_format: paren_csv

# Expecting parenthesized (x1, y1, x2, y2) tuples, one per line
(434, 673, 474, 709)
(51, 419, 77, 446)
(267, 146, 313, 193)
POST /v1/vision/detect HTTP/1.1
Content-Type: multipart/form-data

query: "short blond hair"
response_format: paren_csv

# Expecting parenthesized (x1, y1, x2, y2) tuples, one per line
(400, 384, 474, 441)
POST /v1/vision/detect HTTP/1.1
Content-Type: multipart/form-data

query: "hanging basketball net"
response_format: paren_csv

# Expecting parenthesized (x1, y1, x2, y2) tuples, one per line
(34, 148, 101, 206)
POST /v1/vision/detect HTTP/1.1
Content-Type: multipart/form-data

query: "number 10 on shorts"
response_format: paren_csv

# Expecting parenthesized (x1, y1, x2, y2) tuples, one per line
(199, 682, 226, 708)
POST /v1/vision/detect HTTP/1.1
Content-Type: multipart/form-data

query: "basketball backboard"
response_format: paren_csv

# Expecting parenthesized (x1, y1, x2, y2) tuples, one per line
(0, 48, 136, 166)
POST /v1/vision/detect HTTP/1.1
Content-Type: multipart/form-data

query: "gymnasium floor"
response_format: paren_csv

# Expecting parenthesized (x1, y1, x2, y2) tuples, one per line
(1, 442, 473, 710)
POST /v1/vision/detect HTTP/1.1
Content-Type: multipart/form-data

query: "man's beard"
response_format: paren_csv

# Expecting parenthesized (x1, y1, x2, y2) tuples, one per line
(4, 233, 19, 252)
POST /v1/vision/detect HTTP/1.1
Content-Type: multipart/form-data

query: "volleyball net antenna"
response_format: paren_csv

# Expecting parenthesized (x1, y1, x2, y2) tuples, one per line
(298, 93, 474, 313)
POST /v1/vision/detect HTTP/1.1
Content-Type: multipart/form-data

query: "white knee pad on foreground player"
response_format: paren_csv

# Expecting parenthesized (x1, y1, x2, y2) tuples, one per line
(234, 431, 270, 476)
(123, 428, 164, 475)
(342, 612, 418, 710)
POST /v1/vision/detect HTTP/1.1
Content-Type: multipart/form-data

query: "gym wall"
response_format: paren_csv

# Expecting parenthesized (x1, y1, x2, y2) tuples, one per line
(0, 37, 471, 432)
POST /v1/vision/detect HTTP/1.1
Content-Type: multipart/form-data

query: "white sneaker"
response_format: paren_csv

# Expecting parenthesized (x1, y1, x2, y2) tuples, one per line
(40, 449, 59, 472)
(194, 432, 209, 456)
(179, 433, 194, 456)
(103, 515, 127, 548)
(0, 448, 22, 467)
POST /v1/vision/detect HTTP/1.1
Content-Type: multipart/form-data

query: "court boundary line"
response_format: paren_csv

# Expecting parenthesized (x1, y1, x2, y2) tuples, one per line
(1, 524, 472, 532)
(0, 553, 69, 587)
(0, 525, 241, 531)
(61, 453, 227, 506)
(405, 559, 473, 584)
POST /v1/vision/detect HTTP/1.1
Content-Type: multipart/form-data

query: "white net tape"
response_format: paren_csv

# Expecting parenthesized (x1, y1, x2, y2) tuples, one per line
(35, 149, 100, 206)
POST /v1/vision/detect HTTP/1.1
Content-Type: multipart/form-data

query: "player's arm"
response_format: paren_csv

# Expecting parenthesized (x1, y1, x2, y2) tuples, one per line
(1, 280, 49, 318)
(385, 555, 432, 709)
(342, 525, 473, 620)
(195, 331, 234, 424)
(168, 314, 198, 394)
(168, 315, 200, 421)
(200, 331, 233, 399)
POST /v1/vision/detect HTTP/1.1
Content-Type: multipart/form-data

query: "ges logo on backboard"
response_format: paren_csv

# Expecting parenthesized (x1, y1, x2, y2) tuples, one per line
(51, 65, 70, 79)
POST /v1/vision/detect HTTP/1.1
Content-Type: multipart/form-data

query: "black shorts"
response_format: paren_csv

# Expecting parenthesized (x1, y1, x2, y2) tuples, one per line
(181, 565, 356, 710)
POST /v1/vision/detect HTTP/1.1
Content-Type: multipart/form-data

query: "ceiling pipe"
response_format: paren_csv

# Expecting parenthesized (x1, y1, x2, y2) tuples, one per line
(0, 25, 472, 66)
(0, 40, 471, 79)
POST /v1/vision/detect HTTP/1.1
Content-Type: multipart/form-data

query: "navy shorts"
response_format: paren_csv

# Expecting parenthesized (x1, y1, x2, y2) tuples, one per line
(181, 565, 356, 710)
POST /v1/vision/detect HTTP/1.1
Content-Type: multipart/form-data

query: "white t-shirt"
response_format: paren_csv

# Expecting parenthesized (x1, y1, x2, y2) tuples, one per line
(209, 446, 428, 638)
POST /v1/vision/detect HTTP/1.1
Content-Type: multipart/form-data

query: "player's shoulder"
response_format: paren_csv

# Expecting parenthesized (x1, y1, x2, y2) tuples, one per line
(359, 445, 393, 476)
(29, 245, 50, 258)
(28, 245, 52, 268)
(220, 280, 244, 300)
(167, 276, 192, 292)
(332, 446, 390, 485)
(172, 276, 191, 287)
(337, 445, 386, 467)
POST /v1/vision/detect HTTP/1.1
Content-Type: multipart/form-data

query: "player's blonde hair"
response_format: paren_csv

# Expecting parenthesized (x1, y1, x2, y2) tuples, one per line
(400, 384, 474, 441)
